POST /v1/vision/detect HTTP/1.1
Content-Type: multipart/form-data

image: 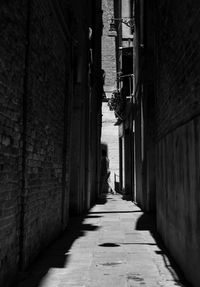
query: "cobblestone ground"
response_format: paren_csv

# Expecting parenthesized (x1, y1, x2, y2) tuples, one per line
(14, 193, 190, 287)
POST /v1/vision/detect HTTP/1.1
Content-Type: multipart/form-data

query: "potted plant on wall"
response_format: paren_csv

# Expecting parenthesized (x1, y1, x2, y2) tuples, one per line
(108, 90, 125, 120)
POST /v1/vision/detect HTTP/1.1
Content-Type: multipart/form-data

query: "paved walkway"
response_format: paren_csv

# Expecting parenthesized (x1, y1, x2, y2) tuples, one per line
(15, 193, 189, 287)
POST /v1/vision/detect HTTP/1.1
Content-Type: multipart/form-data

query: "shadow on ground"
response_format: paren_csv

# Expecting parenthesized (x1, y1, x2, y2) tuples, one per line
(136, 213, 192, 287)
(95, 192, 108, 204)
(14, 214, 101, 287)
(14, 191, 109, 287)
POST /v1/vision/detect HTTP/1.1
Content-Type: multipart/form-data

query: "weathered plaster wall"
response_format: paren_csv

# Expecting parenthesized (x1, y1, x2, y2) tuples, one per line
(156, 1, 200, 285)
(156, 118, 200, 286)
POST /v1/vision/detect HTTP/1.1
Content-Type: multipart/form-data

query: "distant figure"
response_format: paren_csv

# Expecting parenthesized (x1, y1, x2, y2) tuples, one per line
(100, 149, 110, 194)
(101, 69, 106, 100)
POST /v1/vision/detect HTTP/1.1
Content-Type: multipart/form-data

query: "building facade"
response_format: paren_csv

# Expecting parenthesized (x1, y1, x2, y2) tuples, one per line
(102, 0, 116, 97)
(155, 1, 200, 285)
(134, 1, 200, 285)
(0, 1, 102, 286)
(107, 0, 135, 199)
(111, 0, 200, 286)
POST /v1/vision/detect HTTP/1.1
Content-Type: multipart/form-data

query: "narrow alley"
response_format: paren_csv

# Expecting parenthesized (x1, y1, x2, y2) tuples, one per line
(14, 193, 188, 287)
(1, 0, 200, 286)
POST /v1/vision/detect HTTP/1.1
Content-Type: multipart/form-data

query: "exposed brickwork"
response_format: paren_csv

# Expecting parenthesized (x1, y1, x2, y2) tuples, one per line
(0, 1, 27, 285)
(102, 0, 116, 90)
(0, 1, 102, 286)
(156, 1, 200, 140)
(22, 0, 68, 267)
(0, 0, 71, 284)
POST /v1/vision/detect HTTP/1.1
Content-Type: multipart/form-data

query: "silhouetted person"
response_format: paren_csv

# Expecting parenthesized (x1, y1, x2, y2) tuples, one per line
(101, 69, 106, 100)
(100, 149, 110, 194)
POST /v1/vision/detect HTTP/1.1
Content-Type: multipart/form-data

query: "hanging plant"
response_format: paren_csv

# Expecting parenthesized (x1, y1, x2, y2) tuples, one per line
(108, 90, 124, 118)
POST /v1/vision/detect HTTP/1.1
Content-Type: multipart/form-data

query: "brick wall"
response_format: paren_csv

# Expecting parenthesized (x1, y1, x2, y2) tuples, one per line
(155, 1, 200, 285)
(156, 0, 200, 140)
(0, 0, 71, 285)
(22, 0, 68, 267)
(102, 0, 116, 91)
(0, 1, 26, 285)
(0, 1, 102, 285)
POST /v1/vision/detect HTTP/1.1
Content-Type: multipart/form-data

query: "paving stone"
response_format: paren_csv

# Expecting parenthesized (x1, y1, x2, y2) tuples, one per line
(15, 193, 189, 287)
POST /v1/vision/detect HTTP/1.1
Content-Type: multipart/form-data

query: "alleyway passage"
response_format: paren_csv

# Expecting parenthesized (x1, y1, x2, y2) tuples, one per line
(15, 194, 189, 287)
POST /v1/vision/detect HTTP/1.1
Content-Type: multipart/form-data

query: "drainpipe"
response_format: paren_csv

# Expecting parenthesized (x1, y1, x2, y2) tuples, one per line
(139, 0, 145, 207)
(134, 0, 145, 204)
